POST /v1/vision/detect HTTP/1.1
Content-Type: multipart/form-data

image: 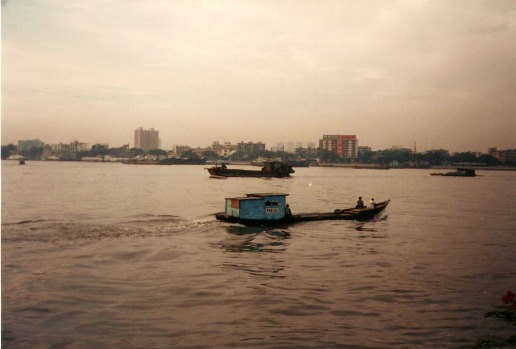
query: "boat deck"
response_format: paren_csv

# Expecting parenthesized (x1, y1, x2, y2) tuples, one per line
(215, 200, 390, 226)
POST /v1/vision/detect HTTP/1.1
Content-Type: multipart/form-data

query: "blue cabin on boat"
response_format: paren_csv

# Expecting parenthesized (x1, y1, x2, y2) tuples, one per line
(224, 193, 289, 221)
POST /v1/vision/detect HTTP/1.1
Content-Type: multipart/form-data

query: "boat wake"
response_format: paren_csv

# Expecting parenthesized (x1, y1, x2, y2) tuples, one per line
(2, 219, 49, 226)
(216, 227, 290, 253)
(1, 215, 220, 244)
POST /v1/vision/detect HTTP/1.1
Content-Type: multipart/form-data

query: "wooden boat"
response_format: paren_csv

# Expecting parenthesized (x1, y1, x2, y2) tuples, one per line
(207, 161, 294, 178)
(123, 158, 207, 165)
(431, 168, 476, 177)
(158, 158, 207, 165)
(215, 193, 390, 226)
(352, 164, 390, 169)
(251, 158, 311, 167)
(122, 159, 160, 165)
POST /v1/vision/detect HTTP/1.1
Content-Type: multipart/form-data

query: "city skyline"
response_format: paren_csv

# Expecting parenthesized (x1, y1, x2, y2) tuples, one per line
(8, 133, 512, 156)
(2, 1, 516, 153)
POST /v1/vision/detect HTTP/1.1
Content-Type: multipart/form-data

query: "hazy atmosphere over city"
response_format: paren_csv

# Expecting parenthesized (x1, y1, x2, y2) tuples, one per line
(2, 0, 516, 152)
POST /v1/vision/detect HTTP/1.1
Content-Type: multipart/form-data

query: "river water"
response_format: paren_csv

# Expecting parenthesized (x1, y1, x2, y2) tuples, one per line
(2, 161, 515, 348)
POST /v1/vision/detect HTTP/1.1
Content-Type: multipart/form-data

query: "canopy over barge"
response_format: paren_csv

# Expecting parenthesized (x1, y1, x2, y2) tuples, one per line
(207, 161, 294, 178)
(215, 193, 390, 227)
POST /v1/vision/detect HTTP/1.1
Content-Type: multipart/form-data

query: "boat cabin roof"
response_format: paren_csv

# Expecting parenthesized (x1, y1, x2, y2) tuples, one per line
(225, 193, 289, 200)
(246, 193, 289, 197)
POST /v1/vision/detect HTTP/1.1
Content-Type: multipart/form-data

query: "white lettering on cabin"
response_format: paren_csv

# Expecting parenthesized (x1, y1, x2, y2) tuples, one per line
(266, 208, 280, 214)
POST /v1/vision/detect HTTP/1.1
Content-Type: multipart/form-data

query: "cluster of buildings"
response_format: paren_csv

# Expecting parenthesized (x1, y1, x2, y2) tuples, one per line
(206, 135, 357, 159)
(133, 128, 326, 157)
(488, 148, 516, 164)
(18, 139, 97, 154)
(10, 127, 515, 164)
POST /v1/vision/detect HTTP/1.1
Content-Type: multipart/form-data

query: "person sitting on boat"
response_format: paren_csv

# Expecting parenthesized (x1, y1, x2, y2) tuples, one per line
(356, 197, 365, 208)
(285, 204, 292, 217)
(221, 163, 227, 169)
(368, 198, 376, 208)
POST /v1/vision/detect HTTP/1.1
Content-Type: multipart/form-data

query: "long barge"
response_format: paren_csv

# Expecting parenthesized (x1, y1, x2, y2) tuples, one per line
(207, 161, 294, 178)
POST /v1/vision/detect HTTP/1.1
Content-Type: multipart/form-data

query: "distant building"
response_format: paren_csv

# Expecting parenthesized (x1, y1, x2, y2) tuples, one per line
(286, 142, 295, 153)
(391, 145, 412, 153)
(490, 147, 516, 163)
(500, 150, 515, 163)
(237, 141, 266, 153)
(18, 139, 45, 151)
(307, 142, 316, 149)
(488, 147, 500, 159)
(134, 127, 160, 151)
(71, 140, 90, 152)
(211, 141, 237, 157)
(320, 135, 358, 159)
(276, 143, 285, 152)
(172, 145, 190, 157)
(358, 146, 372, 157)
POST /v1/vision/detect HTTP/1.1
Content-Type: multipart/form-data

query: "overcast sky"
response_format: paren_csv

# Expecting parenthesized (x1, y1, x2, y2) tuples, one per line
(2, 0, 515, 152)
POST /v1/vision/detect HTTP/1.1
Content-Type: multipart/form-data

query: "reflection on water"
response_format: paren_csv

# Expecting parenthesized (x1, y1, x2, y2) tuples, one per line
(353, 213, 389, 234)
(221, 260, 286, 279)
(218, 225, 291, 253)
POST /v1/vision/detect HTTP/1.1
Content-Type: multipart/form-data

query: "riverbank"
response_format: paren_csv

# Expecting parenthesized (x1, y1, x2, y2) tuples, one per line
(315, 163, 516, 171)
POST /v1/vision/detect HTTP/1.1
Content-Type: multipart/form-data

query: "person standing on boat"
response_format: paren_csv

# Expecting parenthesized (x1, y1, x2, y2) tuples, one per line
(368, 198, 376, 208)
(356, 197, 364, 208)
(285, 204, 292, 217)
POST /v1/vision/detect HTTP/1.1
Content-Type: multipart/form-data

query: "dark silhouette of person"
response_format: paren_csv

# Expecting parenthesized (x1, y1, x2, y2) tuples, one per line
(356, 197, 365, 208)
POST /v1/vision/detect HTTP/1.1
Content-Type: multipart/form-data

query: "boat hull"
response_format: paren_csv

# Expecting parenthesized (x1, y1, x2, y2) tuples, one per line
(123, 158, 207, 165)
(215, 200, 390, 226)
(430, 168, 476, 177)
(207, 168, 291, 178)
(430, 173, 476, 177)
(352, 165, 390, 169)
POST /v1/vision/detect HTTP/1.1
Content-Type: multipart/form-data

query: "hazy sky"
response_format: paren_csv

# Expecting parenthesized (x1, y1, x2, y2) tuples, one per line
(2, 0, 515, 152)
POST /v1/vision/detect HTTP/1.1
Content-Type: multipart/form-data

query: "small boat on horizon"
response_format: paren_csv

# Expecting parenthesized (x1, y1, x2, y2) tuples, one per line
(430, 168, 476, 177)
(123, 158, 207, 165)
(250, 158, 312, 168)
(215, 193, 390, 226)
(352, 164, 390, 170)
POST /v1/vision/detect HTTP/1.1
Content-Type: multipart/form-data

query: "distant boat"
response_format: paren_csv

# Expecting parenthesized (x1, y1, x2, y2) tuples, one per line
(287, 159, 311, 167)
(215, 193, 390, 226)
(431, 168, 476, 177)
(158, 158, 207, 165)
(250, 158, 311, 167)
(249, 157, 276, 167)
(123, 158, 207, 165)
(207, 161, 294, 178)
(352, 164, 390, 170)
(122, 159, 160, 165)
(19, 159, 26, 165)
(7, 155, 25, 161)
